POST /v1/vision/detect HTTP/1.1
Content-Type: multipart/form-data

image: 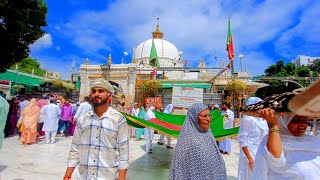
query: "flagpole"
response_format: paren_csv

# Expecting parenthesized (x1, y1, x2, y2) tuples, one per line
(231, 59, 236, 122)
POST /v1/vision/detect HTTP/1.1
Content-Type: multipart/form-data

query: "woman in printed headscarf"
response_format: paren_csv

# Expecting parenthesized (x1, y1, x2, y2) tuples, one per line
(20, 99, 41, 144)
(169, 103, 227, 180)
(253, 108, 320, 179)
(135, 106, 146, 141)
(158, 104, 174, 149)
(237, 97, 269, 180)
(144, 106, 156, 154)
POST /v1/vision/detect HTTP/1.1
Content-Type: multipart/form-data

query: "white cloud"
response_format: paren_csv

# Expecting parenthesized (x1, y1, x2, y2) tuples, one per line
(51, 0, 317, 75)
(275, 1, 320, 58)
(35, 55, 102, 80)
(30, 33, 53, 52)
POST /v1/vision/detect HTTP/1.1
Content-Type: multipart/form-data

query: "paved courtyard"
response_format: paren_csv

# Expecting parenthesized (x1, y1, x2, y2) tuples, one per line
(0, 134, 239, 180)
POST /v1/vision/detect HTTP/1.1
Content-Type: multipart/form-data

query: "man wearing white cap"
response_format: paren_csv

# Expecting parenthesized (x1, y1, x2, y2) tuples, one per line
(130, 102, 140, 138)
(214, 104, 220, 111)
(64, 78, 129, 180)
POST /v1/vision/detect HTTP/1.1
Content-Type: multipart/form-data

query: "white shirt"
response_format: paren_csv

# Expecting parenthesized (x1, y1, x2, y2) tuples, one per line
(253, 136, 320, 180)
(41, 103, 61, 131)
(238, 116, 269, 159)
(67, 107, 129, 180)
(131, 107, 140, 117)
(221, 109, 234, 129)
(237, 116, 269, 180)
(74, 102, 92, 121)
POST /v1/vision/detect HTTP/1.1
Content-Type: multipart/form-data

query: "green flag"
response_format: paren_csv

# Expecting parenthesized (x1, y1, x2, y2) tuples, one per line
(75, 75, 81, 90)
(149, 39, 160, 68)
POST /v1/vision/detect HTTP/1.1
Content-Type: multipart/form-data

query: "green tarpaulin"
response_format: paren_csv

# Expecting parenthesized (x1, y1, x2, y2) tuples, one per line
(122, 109, 239, 140)
(161, 82, 212, 89)
(0, 71, 43, 86)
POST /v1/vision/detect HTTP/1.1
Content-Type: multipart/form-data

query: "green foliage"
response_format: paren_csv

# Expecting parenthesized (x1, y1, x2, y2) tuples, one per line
(264, 65, 277, 76)
(295, 65, 311, 77)
(0, 0, 48, 72)
(256, 60, 312, 98)
(309, 59, 320, 73)
(12, 57, 46, 76)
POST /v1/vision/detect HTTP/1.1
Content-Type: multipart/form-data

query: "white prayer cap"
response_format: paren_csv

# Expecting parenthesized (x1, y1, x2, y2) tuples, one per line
(134, 102, 138, 105)
(89, 78, 115, 94)
(214, 104, 219, 108)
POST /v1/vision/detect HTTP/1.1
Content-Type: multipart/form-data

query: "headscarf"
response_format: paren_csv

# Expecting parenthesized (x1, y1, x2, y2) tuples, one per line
(21, 99, 40, 130)
(245, 97, 269, 137)
(253, 114, 320, 179)
(89, 78, 115, 94)
(169, 103, 227, 180)
(277, 115, 320, 153)
(138, 106, 146, 119)
(163, 104, 173, 114)
(144, 106, 155, 121)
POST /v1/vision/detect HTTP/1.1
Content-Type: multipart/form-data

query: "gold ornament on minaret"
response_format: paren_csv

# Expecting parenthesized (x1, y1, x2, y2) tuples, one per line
(108, 54, 112, 65)
(131, 48, 136, 63)
(152, 18, 164, 39)
(85, 58, 89, 65)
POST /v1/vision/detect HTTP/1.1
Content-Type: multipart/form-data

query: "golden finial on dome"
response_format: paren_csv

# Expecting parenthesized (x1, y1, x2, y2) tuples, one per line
(108, 54, 112, 65)
(152, 17, 164, 39)
(85, 58, 89, 65)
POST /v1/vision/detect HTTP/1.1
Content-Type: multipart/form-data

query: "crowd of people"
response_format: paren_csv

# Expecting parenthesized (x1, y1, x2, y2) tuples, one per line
(0, 93, 93, 145)
(1, 78, 320, 180)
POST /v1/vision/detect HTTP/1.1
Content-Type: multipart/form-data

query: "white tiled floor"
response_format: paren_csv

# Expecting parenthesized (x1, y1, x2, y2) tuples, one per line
(0, 134, 239, 180)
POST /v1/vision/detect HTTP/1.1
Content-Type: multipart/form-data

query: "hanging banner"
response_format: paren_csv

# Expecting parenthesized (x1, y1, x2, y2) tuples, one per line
(172, 86, 203, 108)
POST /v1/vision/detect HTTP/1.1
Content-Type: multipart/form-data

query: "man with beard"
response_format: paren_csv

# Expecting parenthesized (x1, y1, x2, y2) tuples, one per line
(219, 102, 234, 155)
(64, 78, 129, 180)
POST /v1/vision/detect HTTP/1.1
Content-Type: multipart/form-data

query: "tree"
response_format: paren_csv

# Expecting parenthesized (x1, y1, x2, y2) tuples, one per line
(0, 0, 48, 72)
(309, 59, 320, 74)
(12, 57, 46, 76)
(285, 63, 296, 76)
(264, 60, 288, 76)
(295, 65, 311, 77)
(256, 60, 311, 98)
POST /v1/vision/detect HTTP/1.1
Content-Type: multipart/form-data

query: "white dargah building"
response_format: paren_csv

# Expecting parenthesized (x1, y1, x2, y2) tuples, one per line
(78, 18, 267, 109)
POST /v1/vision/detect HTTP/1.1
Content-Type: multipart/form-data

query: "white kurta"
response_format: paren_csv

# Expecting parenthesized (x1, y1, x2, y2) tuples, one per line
(41, 103, 61, 131)
(74, 102, 92, 121)
(237, 115, 269, 180)
(253, 135, 320, 180)
(144, 107, 155, 153)
(219, 109, 234, 153)
(131, 108, 140, 117)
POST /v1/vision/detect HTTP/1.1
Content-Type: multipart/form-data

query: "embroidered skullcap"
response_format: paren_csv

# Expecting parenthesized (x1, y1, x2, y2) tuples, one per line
(89, 78, 115, 94)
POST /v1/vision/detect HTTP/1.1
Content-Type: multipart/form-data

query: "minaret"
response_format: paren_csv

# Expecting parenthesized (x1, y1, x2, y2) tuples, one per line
(85, 58, 89, 65)
(152, 18, 164, 39)
(108, 54, 112, 66)
(132, 48, 136, 63)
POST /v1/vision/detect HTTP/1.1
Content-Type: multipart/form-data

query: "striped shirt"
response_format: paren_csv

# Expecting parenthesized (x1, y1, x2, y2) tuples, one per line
(67, 107, 129, 180)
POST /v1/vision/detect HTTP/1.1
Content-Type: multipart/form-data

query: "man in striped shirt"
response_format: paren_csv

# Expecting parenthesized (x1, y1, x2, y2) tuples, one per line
(64, 78, 129, 180)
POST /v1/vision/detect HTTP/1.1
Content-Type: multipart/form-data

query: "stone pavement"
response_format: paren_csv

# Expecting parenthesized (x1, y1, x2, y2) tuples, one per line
(0, 134, 239, 180)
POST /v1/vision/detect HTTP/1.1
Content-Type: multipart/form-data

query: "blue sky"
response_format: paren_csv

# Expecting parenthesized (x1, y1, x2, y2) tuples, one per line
(30, 0, 320, 79)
